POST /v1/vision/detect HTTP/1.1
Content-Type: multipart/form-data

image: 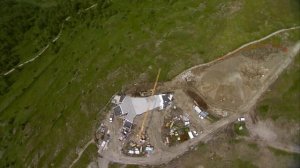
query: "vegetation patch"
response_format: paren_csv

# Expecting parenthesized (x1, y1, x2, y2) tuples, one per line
(231, 159, 257, 168)
(73, 144, 98, 168)
(233, 122, 249, 136)
(247, 143, 258, 150)
(257, 54, 300, 122)
(268, 147, 300, 166)
(108, 162, 122, 168)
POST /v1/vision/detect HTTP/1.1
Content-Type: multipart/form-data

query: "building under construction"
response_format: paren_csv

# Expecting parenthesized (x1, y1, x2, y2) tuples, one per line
(111, 93, 173, 131)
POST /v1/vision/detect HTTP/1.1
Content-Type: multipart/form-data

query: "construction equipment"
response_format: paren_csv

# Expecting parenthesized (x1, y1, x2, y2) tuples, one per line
(137, 68, 161, 141)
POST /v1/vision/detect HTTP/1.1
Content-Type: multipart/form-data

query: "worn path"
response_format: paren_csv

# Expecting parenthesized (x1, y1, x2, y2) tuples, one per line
(1, 4, 98, 76)
(69, 139, 95, 168)
(176, 26, 300, 80)
(97, 158, 109, 168)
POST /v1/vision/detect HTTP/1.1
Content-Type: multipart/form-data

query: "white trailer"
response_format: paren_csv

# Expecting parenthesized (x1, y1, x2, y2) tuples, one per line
(238, 117, 245, 121)
(188, 131, 194, 139)
(193, 105, 202, 114)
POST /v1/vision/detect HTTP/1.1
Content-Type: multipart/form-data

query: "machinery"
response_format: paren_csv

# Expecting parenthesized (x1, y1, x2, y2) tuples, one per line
(136, 68, 161, 141)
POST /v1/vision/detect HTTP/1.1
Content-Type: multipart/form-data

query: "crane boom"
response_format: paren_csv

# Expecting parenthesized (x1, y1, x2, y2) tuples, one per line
(137, 68, 161, 140)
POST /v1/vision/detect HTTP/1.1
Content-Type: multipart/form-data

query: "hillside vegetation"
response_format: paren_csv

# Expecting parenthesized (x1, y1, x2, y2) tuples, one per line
(258, 54, 300, 122)
(0, 0, 300, 167)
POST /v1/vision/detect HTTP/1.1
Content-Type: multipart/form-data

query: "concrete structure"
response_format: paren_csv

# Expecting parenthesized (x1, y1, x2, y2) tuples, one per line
(112, 93, 173, 129)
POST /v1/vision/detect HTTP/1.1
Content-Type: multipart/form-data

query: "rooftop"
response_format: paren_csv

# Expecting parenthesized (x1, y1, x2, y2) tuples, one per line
(112, 93, 173, 123)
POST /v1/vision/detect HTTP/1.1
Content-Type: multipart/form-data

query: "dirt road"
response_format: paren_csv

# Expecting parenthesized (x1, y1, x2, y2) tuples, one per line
(241, 42, 300, 113)
(176, 26, 300, 80)
(102, 111, 240, 165)
(97, 158, 109, 168)
(69, 139, 95, 168)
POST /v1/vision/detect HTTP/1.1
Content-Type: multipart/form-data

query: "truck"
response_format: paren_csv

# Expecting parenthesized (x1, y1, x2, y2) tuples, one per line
(188, 131, 194, 139)
(193, 105, 202, 114)
(109, 114, 114, 122)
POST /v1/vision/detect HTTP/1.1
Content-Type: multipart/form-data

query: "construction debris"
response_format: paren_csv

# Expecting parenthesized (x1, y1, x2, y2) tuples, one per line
(95, 123, 111, 153)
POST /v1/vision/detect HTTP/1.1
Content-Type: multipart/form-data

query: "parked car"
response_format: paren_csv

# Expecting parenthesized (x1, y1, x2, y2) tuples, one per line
(192, 130, 198, 136)
(109, 114, 114, 122)
(238, 117, 245, 121)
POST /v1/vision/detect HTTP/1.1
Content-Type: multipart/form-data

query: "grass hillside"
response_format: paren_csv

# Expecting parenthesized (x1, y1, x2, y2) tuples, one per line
(0, 0, 300, 167)
(257, 54, 300, 122)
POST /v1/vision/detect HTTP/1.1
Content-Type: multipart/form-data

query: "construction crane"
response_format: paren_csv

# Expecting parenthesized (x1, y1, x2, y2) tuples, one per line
(137, 68, 161, 141)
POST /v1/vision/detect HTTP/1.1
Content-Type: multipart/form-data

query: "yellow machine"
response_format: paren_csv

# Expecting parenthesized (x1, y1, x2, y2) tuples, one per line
(137, 68, 161, 141)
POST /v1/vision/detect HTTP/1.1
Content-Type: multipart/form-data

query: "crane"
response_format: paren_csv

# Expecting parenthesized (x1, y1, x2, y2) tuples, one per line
(137, 68, 161, 141)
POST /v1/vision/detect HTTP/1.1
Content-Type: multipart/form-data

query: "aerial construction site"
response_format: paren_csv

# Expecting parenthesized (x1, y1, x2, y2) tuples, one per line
(95, 33, 300, 165)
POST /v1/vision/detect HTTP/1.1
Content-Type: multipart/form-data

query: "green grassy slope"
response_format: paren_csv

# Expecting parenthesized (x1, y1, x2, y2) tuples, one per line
(257, 54, 300, 122)
(0, 0, 300, 167)
(73, 144, 98, 168)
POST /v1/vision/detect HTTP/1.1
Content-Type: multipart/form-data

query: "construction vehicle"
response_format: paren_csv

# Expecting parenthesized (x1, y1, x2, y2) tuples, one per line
(136, 68, 161, 141)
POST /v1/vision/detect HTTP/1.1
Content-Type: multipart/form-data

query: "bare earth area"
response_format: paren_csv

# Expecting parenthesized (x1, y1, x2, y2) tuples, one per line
(245, 114, 300, 154)
(92, 28, 300, 166)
